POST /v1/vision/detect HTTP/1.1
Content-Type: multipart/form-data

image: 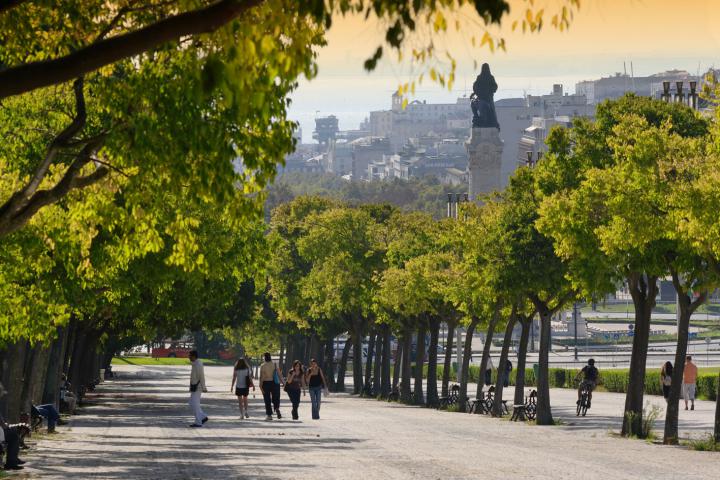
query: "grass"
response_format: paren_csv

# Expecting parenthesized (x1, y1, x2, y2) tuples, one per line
(686, 435, 720, 452)
(112, 356, 233, 366)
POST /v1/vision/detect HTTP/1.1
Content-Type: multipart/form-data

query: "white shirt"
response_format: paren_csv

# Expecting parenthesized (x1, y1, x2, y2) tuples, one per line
(191, 359, 206, 390)
(235, 368, 250, 388)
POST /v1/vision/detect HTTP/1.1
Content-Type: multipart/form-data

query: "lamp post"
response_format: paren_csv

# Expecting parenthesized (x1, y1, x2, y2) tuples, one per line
(447, 192, 469, 381)
(525, 150, 542, 168)
(573, 302, 579, 361)
(661, 80, 700, 111)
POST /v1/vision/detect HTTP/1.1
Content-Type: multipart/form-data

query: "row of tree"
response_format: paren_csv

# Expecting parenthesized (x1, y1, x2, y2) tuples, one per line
(264, 92, 720, 444)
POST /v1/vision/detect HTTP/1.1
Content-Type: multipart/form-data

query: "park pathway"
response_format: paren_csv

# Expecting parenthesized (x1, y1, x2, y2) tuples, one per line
(19, 365, 719, 479)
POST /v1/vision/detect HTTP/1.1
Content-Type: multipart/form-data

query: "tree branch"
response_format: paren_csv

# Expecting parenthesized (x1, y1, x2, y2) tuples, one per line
(0, 137, 108, 237)
(0, 78, 86, 221)
(0, 0, 264, 99)
(0, 0, 27, 14)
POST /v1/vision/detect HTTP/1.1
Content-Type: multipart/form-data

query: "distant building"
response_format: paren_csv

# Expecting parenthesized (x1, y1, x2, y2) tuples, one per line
(495, 86, 594, 185)
(351, 136, 391, 180)
(517, 116, 574, 165)
(313, 115, 339, 146)
(575, 70, 696, 104)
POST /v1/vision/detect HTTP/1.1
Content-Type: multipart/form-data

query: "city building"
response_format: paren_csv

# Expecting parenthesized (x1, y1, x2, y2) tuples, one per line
(313, 115, 339, 146)
(575, 70, 697, 104)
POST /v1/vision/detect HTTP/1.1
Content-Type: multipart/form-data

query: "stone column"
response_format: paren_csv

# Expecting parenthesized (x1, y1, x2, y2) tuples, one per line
(466, 127, 503, 201)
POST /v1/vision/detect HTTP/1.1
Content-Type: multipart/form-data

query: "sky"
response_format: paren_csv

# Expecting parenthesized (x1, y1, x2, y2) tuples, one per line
(288, 0, 720, 142)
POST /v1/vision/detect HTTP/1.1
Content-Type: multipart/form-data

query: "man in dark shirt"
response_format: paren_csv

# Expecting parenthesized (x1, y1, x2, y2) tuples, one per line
(575, 358, 599, 408)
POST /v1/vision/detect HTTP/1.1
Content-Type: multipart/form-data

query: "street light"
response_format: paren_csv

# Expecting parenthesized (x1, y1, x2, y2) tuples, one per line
(661, 80, 700, 111)
(573, 302, 579, 361)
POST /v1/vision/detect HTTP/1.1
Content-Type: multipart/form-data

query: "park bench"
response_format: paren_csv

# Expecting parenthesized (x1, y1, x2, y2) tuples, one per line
(20, 411, 43, 433)
(387, 385, 400, 402)
(524, 389, 537, 421)
(437, 384, 460, 409)
(511, 389, 537, 421)
(482, 386, 509, 416)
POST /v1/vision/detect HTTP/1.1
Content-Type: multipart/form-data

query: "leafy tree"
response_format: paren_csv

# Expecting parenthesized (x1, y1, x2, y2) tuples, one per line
(537, 96, 709, 435)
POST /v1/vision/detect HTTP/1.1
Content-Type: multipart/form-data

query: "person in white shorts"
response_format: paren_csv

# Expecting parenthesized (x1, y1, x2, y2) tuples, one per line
(682, 355, 698, 411)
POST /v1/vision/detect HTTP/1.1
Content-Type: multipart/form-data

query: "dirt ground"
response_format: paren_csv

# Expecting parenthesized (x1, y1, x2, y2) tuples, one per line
(17, 365, 720, 479)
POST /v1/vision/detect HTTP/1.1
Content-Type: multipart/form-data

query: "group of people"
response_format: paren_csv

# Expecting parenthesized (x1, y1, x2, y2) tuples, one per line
(572, 355, 701, 412)
(661, 355, 699, 410)
(188, 351, 329, 427)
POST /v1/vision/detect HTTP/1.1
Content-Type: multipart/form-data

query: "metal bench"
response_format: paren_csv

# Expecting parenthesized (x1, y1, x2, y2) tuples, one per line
(437, 384, 460, 409)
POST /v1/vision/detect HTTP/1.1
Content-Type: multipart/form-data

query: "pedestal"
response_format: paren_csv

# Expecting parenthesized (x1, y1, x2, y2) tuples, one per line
(466, 127, 503, 201)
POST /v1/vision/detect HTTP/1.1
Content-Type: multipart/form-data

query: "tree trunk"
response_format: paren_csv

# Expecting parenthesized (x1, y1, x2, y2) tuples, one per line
(335, 339, 351, 392)
(392, 337, 402, 391)
(536, 307, 554, 425)
(458, 317, 479, 413)
(493, 311, 516, 416)
(373, 330, 382, 397)
(0, 341, 28, 422)
(363, 332, 376, 395)
(351, 320, 364, 395)
(400, 329, 412, 403)
(442, 320, 456, 396)
(664, 275, 705, 444)
(621, 273, 658, 437)
(68, 327, 88, 393)
(513, 316, 531, 406)
(24, 345, 52, 408)
(381, 325, 392, 397)
(278, 336, 286, 372)
(413, 323, 427, 405)
(303, 335, 311, 366)
(322, 337, 336, 391)
(714, 369, 720, 443)
(43, 327, 70, 405)
(426, 317, 440, 407)
(476, 306, 499, 403)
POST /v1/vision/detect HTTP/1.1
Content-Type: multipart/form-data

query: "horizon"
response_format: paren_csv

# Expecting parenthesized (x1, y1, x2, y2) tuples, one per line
(289, 0, 720, 142)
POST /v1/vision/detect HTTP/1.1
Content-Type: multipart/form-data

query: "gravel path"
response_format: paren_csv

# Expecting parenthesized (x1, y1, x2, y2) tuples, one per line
(18, 365, 719, 479)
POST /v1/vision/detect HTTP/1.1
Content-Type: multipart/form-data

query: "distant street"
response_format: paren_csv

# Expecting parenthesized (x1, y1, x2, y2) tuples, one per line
(22, 365, 719, 479)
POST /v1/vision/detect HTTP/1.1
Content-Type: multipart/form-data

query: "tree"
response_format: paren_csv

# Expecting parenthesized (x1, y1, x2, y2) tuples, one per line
(0, 0, 581, 236)
(537, 95, 709, 436)
(298, 205, 382, 394)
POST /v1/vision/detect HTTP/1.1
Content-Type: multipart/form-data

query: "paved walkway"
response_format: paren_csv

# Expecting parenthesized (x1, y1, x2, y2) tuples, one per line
(19, 365, 719, 479)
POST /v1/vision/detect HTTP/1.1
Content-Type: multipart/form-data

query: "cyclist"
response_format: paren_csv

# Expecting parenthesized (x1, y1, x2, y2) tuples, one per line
(575, 358, 599, 408)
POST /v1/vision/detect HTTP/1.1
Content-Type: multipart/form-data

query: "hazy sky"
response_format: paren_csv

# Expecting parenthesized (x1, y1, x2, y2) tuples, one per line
(289, 0, 720, 142)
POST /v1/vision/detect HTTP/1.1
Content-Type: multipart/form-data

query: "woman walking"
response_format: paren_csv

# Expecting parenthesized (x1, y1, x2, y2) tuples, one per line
(231, 358, 254, 419)
(305, 358, 329, 420)
(285, 360, 307, 420)
(660, 361, 673, 401)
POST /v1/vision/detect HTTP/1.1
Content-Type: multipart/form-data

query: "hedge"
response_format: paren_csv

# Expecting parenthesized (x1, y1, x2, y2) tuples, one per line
(423, 365, 719, 400)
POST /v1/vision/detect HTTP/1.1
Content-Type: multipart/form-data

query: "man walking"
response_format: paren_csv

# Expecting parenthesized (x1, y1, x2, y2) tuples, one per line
(683, 355, 698, 411)
(188, 350, 208, 427)
(259, 352, 284, 421)
(0, 412, 25, 470)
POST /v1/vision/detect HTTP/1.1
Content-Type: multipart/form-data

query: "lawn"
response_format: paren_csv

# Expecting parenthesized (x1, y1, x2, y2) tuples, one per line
(112, 356, 233, 366)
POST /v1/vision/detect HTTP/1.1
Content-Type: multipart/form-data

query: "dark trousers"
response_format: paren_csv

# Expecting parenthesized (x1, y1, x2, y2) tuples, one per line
(2, 426, 20, 467)
(262, 381, 280, 416)
(33, 404, 60, 430)
(287, 388, 301, 419)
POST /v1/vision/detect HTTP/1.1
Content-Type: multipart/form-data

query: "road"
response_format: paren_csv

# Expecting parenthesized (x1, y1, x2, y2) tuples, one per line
(20, 365, 719, 479)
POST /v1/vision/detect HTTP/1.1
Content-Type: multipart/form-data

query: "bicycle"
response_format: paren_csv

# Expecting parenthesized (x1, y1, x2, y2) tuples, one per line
(576, 381, 591, 417)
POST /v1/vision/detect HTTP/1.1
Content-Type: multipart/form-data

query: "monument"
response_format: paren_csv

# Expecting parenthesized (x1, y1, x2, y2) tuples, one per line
(467, 63, 503, 201)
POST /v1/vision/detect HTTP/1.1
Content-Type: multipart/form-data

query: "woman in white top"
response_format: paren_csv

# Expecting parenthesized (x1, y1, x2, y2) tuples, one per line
(230, 358, 254, 419)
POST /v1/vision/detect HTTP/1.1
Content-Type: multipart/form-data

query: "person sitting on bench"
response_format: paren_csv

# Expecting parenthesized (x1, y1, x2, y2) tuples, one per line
(0, 414, 26, 471)
(32, 404, 63, 433)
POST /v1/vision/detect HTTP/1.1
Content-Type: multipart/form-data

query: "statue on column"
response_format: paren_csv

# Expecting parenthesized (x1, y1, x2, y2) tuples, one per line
(470, 63, 500, 129)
